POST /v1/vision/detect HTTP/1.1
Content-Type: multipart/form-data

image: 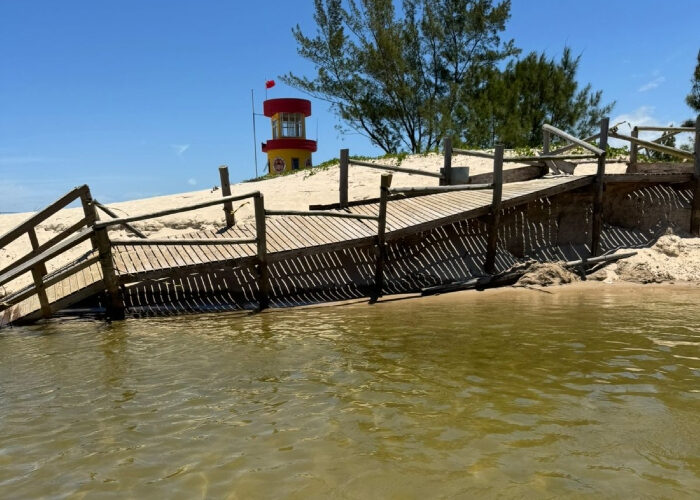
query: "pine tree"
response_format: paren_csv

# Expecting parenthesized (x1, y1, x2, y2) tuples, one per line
(460, 49, 614, 148)
(283, 0, 517, 153)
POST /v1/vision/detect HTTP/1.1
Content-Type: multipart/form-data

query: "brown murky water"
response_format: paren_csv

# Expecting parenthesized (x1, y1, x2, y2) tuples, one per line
(1, 284, 699, 498)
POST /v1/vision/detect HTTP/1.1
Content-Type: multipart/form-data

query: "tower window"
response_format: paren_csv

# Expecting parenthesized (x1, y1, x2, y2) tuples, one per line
(280, 112, 303, 137)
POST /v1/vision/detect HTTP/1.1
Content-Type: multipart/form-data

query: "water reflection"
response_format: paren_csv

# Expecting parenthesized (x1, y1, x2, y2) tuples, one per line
(1, 284, 699, 498)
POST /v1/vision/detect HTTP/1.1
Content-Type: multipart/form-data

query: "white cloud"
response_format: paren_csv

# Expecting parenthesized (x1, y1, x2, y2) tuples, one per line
(170, 144, 190, 156)
(187, 178, 197, 186)
(638, 76, 665, 92)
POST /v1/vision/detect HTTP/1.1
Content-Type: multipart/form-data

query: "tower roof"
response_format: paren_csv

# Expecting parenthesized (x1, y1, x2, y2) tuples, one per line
(263, 98, 312, 117)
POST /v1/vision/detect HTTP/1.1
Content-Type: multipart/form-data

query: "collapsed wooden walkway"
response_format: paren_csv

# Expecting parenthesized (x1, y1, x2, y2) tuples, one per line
(1, 117, 698, 326)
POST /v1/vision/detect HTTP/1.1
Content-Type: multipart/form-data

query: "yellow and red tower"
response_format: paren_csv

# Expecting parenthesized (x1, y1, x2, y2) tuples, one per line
(261, 98, 317, 175)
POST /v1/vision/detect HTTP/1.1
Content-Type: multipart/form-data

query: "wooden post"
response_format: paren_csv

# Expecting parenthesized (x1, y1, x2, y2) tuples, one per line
(441, 137, 452, 186)
(27, 228, 51, 318)
(691, 115, 700, 235)
(629, 126, 638, 172)
(484, 145, 504, 274)
(81, 188, 124, 320)
(219, 165, 235, 227)
(254, 194, 270, 310)
(371, 173, 392, 302)
(590, 117, 610, 257)
(542, 128, 550, 155)
(339, 149, 349, 208)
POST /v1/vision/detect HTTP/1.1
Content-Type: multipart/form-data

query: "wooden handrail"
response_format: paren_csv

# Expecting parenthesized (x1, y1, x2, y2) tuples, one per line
(265, 209, 379, 221)
(348, 158, 442, 178)
(110, 238, 257, 246)
(0, 227, 94, 287)
(94, 201, 147, 238)
(636, 126, 694, 133)
(452, 149, 494, 159)
(94, 191, 261, 229)
(389, 183, 492, 195)
(542, 124, 604, 156)
(547, 133, 601, 156)
(0, 185, 89, 249)
(503, 154, 597, 163)
(0, 255, 100, 311)
(607, 130, 694, 161)
(0, 216, 90, 278)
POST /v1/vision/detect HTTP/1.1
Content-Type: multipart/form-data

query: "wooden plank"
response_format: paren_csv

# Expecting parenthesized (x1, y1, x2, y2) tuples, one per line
(219, 166, 235, 227)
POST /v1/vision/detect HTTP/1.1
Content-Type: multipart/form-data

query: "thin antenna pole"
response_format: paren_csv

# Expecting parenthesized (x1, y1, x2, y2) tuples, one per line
(251, 89, 258, 178)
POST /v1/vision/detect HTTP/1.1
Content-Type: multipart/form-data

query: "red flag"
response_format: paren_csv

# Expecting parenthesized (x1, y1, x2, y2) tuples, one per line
(265, 80, 275, 89)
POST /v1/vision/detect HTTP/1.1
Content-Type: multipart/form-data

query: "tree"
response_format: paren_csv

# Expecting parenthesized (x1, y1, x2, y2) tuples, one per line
(459, 49, 614, 148)
(686, 49, 700, 113)
(282, 0, 517, 153)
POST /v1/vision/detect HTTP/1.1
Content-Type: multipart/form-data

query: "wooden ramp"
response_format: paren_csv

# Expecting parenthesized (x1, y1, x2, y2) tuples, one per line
(0, 174, 593, 326)
(112, 175, 592, 281)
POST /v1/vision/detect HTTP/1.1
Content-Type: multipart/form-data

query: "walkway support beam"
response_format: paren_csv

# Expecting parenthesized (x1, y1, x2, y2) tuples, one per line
(591, 117, 610, 257)
(254, 194, 270, 310)
(339, 149, 349, 209)
(371, 173, 392, 302)
(484, 145, 504, 274)
(88, 190, 125, 321)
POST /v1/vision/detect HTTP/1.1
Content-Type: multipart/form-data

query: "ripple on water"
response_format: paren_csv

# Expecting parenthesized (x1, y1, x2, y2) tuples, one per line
(0, 285, 699, 497)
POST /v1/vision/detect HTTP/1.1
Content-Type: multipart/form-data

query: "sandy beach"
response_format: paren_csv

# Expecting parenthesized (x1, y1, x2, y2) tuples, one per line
(2, 153, 699, 296)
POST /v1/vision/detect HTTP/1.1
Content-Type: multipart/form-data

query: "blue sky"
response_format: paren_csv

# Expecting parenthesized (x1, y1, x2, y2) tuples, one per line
(1, 0, 698, 212)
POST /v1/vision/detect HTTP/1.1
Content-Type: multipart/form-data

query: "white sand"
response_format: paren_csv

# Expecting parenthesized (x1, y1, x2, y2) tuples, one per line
(3, 152, 694, 298)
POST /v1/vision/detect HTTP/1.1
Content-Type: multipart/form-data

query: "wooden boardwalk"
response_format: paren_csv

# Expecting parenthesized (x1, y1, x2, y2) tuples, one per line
(1, 175, 593, 326)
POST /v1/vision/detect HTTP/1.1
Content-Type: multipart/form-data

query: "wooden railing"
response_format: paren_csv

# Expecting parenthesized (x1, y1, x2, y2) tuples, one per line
(608, 116, 699, 234)
(0, 185, 97, 318)
(337, 149, 445, 209)
(93, 189, 265, 313)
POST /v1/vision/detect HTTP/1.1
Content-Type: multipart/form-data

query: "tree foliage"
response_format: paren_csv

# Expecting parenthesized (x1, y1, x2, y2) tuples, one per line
(460, 49, 614, 148)
(283, 0, 516, 153)
(686, 49, 700, 113)
(284, 0, 613, 153)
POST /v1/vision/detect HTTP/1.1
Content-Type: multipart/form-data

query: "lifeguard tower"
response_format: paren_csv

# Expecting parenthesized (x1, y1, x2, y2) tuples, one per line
(261, 98, 317, 175)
